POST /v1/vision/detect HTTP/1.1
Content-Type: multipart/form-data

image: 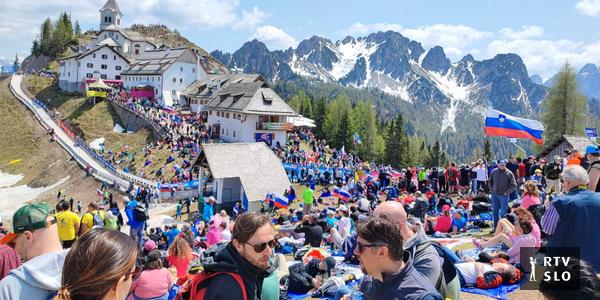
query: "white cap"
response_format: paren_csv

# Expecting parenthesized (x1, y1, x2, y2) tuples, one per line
(339, 205, 349, 212)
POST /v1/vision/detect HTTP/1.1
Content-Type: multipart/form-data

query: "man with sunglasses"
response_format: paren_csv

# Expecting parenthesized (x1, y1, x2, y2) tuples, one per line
(353, 214, 442, 300)
(201, 212, 275, 299)
(0, 203, 68, 300)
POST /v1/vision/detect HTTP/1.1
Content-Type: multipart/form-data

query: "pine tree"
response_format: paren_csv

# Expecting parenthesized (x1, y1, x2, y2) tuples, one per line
(313, 97, 326, 138)
(484, 138, 492, 161)
(13, 54, 19, 73)
(74, 20, 81, 36)
(31, 39, 40, 56)
(384, 120, 397, 165)
(429, 141, 441, 167)
(337, 110, 353, 150)
(541, 62, 587, 146)
(40, 18, 53, 55)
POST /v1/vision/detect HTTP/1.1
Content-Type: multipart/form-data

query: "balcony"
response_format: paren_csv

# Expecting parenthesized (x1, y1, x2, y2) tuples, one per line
(256, 122, 294, 131)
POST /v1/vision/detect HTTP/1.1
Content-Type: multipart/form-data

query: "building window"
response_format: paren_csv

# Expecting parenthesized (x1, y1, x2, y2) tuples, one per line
(108, 16, 112, 23)
(93, 53, 96, 58)
(100, 74, 107, 79)
(209, 111, 212, 115)
(113, 55, 116, 60)
(179, 78, 183, 83)
(101, 64, 107, 69)
(192, 68, 196, 73)
(221, 128, 224, 134)
(233, 131, 236, 138)
(227, 129, 229, 136)
(134, 49, 139, 55)
(115, 75, 121, 80)
(173, 78, 176, 83)
(180, 67, 183, 72)
(115, 66, 121, 70)
(147, 77, 149, 81)
(87, 63, 93, 68)
(226, 113, 230, 118)
(158, 77, 160, 81)
(86, 73, 93, 78)
(116, 35, 119, 40)
(67, 72, 70, 77)
(104, 16, 108, 23)
(101, 54, 108, 59)
(172, 90, 176, 96)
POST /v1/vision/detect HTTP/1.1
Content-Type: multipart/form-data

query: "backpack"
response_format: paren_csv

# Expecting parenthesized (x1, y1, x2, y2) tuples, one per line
(133, 205, 149, 222)
(415, 240, 458, 297)
(90, 211, 104, 228)
(175, 271, 247, 300)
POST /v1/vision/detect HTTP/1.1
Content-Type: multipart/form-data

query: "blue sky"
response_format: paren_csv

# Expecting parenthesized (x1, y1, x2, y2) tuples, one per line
(2, 0, 600, 79)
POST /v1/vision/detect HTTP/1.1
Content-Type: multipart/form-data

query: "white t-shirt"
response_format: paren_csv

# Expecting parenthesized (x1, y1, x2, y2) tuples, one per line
(220, 229, 232, 242)
(474, 166, 488, 181)
(455, 262, 495, 286)
(337, 217, 352, 239)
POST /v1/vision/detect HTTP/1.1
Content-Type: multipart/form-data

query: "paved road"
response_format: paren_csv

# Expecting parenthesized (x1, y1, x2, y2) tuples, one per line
(9, 75, 134, 190)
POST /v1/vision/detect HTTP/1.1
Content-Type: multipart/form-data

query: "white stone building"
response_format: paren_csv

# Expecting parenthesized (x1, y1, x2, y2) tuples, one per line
(121, 48, 207, 107)
(58, 43, 130, 92)
(58, 0, 156, 92)
(200, 76, 298, 147)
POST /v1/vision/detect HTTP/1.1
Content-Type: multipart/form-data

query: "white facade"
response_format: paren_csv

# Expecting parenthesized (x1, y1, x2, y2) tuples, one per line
(207, 112, 287, 147)
(94, 30, 156, 57)
(59, 46, 129, 92)
(123, 59, 206, 107)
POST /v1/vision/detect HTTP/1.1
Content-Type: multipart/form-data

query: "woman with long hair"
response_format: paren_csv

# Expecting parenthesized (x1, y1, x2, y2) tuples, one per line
(166, 237, 196, 285)
(128, 250, 173, 300)
(54, 228, 138, 300)
(493, 206, 541, 248)
(520, 180, 541, 209)
(473, 217, 537, 263)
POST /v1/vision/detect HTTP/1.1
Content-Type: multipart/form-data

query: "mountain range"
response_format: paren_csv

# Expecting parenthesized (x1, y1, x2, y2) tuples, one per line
(211, 31, 598, 161)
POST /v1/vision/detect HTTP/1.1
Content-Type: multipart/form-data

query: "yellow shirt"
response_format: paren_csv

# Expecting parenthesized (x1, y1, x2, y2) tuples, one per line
(55, 211, 80, 241)
(80, 210, 105, 234)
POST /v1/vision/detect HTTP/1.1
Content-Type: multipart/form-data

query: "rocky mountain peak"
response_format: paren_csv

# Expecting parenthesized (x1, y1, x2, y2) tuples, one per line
(421, 46, 451, 74)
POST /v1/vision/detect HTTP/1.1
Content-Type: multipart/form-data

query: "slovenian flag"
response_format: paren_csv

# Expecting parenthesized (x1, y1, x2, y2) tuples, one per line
(265, 192, 289, 208)
(333, 187, 350, 202)
(485, 109, 544, 144)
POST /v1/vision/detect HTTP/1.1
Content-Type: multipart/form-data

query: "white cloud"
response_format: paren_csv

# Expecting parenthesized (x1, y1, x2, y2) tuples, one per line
(250, 25, 297, 50)
(486, 38, 600, 79)
(231, 6, 269, 30)
(575, 0, 600, 16)
(498, 25, 544, 40)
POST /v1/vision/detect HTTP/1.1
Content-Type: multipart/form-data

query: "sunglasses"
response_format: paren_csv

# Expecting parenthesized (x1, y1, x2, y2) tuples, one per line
(244, 239, 277, 253)
(356, 241, 385, 254)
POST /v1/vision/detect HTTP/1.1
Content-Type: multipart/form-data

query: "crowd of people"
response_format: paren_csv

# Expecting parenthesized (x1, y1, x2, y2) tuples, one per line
(3, 110, 600, 300)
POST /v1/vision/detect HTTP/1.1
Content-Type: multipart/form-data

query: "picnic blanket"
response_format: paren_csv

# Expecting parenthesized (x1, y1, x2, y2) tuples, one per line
(461, 281, 524, 300)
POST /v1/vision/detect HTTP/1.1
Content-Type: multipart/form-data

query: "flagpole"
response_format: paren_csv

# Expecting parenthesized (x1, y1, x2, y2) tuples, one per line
(508, 138, 527, 157)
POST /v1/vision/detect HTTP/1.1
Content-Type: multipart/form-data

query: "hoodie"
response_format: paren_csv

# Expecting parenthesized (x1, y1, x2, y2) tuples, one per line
(0, 249, 69, 300)
(403, 218, 445, 297)
(201, 243, 270, 299)
(125, 200, 145, 229)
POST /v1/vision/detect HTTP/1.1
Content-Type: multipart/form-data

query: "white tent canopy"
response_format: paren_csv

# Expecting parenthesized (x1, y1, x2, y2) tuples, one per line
(288, 115, 316, 128)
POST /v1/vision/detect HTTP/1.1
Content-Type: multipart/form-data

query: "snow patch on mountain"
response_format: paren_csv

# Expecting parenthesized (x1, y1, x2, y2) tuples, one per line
(330, 39, 378, 81)
(370, 71, 412, 102)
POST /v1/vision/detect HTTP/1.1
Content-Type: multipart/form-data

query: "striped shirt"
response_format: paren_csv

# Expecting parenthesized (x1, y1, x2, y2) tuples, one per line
(541, 203, 560, 235)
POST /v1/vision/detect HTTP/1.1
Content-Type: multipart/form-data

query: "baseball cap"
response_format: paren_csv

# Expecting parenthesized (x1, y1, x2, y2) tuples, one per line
(338, 205, 349, 212)
(586, 145, 600, 155)
(442, 204, 451, 212)
(554, 155, 561, 161)
(540, 159, 547, 163)
(144, 239, 157, 252)
(498, 159, 508, 164)
(0, 203, 55, 245)
(535, 169, 542, 174)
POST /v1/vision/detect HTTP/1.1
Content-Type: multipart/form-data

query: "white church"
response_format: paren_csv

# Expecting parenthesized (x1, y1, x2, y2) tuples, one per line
(58, 0, 158, 92)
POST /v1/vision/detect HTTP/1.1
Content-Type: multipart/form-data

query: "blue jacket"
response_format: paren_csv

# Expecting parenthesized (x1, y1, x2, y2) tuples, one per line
(203, 202, 214, 222)
(361, 253, 443, 300)
(548, 189, 600, 272)
(125, 200, 145, 229)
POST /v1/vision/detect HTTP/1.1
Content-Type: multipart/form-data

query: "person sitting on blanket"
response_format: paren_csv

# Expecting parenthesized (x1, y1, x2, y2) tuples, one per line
(454, 261, 522, 289)
(424, 204, 453, 234)
(472, 217, 537, 264)
(491, 207, 541, 248)
(451, 208, 468, 234)
(287, 257, 337, 294)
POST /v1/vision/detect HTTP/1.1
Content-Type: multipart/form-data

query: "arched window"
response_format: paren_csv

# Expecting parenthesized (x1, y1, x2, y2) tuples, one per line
(104, 16, 108, 23)
(108, 16, 112, 23)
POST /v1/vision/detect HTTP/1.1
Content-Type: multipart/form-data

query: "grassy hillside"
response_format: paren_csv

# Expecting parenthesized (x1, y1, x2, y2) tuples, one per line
(22, 75, 186, 180)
